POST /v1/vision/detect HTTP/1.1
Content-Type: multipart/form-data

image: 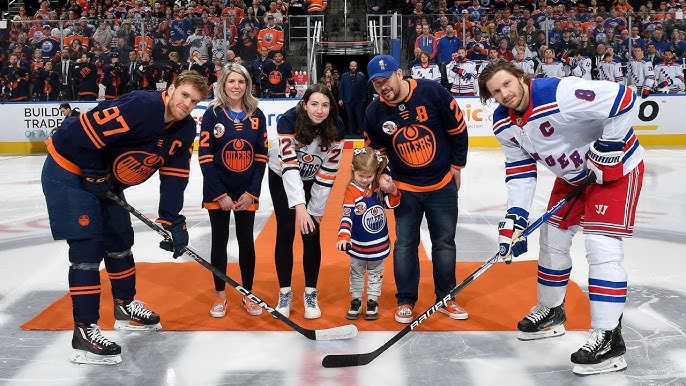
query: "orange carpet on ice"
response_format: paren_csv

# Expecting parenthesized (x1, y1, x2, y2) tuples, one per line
(22, 150, 591, 332)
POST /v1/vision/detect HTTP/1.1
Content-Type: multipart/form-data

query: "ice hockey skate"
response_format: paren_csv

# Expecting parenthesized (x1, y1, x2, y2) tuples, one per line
(517, 303, 566, 341)
(571, 324, 627, 376)
(113, 298, 162, 331)
(70, 323, 122, 365)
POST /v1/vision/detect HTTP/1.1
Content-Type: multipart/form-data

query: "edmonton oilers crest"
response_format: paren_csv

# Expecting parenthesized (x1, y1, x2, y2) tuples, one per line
(392, 124, 436, 167)
(222, 139, 254, 172)
(362, 205, 386, 234)
(298, 152, 323, 180)
(113, 151, 165, 185)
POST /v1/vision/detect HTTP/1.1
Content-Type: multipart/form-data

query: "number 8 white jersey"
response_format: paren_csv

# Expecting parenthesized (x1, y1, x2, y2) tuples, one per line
(491, 77, 644, 212)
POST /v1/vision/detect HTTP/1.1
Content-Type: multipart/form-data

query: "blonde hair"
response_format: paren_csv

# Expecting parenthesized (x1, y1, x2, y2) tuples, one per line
(208, 63, 258, 116)
(351, 147, 388, 201)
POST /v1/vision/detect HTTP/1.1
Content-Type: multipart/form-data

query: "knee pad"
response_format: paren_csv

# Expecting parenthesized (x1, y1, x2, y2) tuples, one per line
(538, 224, 575, 270)
(586, 234, 624, 266)
(67, 238, 104, 265)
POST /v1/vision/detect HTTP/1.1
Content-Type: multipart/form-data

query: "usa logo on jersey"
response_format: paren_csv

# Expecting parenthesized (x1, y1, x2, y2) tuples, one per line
(362, 205, 386, 234)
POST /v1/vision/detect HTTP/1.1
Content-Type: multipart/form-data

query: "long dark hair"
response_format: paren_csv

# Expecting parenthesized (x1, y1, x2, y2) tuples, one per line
(294, 83, 340, 149)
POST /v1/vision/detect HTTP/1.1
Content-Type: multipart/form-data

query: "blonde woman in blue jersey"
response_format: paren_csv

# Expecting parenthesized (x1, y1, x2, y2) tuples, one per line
(198, 63, 268, 319)
(336, 147, 401, 320)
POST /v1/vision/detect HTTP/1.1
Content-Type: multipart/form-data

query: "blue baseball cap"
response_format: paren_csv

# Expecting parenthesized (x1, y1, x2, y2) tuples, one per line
(367, 54, 400, 82)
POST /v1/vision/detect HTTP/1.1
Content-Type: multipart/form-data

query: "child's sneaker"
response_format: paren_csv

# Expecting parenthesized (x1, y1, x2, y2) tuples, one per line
(365, 299, 379, 320)
(346, 298, 362, 320)
(210, 298, 227, 318)
(438, 299, 469, 320)
(304, 287, 321, 319)
(274, 287, 292, 318)
(394, 304, 413, 324)
(242, 296, 263, 316)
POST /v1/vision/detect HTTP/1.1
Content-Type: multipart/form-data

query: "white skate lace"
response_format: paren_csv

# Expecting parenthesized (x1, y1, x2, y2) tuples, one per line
(278, 291, 292, 308)
(304, 291, 319, 308)
(580, 329, 605, 352)
(127, 300, 154, 319)
(88, 324, 115, 347)
(525, 304, 551, 323)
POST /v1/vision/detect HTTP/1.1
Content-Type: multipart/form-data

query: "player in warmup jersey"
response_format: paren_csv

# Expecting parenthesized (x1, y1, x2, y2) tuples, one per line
(198, 63, 268, 319)
(267, 83, 346, 320)
(41, 71, 210, 365)
(365, 54, 469, 324)
(478, 59, 644, 375)
(626, 45, 655, 98)
(336, 147, 401, 321)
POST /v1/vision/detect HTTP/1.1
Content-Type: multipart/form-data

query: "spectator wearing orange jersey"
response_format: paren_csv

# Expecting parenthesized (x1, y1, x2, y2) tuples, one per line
(258, 15, 285, 54)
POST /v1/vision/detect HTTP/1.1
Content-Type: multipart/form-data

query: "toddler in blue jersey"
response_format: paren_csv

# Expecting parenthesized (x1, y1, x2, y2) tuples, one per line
(336, 147, 401, 320)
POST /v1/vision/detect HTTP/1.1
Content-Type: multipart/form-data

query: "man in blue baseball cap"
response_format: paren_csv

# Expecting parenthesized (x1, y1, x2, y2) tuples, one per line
(364, 53, 470, 324)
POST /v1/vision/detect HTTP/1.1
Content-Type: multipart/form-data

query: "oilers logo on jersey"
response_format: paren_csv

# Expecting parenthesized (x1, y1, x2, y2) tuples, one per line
(298, 152, 323, 180)
(362, 205, 386, 234)
(221, 139, 254, 173)
(214, 123, 225, 138)
(392, 124, 436, 168)
(113, 151, 165, 185)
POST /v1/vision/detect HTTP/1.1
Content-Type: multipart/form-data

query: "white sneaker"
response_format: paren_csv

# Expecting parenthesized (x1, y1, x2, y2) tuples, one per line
(304, 287, 321, 319)
(275, 287, 292, 318)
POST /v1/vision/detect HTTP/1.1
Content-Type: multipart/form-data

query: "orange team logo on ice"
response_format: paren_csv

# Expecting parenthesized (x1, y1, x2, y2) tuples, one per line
(269, 70, 283, 85)
(113, 151, 165, 186)
(78, 215, 90, 227)
(392, 124, 436, 167)
(222, 139, 254, 172)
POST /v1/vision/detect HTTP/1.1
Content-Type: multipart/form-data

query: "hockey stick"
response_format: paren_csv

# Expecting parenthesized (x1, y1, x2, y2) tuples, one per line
(321, 174, 595, 367)
(107, 192, 358, 341)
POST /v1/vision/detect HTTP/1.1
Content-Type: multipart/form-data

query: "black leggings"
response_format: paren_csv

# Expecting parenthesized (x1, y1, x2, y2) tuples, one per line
(268, 169, 321, 288)
(208, 209, 256, 292)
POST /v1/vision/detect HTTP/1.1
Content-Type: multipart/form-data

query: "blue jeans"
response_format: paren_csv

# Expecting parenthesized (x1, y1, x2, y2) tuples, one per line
(393, 182, 458, 306)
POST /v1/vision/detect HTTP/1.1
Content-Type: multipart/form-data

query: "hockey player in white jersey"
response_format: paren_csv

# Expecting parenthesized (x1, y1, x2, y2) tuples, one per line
(597, 52, 624, 83)
(567, 49, 592, 80)
(536, 48, 564, 78)
(446, 48, 477, 96)
(478, 59, 644, 376)
(626, 45, 655, 98)
(512, 48, 535, 77)
(654, 49, 685, 94)
(410, 51, 441, 83)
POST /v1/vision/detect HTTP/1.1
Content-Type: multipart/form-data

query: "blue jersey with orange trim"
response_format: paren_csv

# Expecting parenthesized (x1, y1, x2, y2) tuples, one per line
(337, 182, 401, 261)
(47, 90, 196, 222)
(267, 107, 346, 217)
(492, 77, 644, 213)
(364, 79, 468, 193)
(198, 105, 268, 210)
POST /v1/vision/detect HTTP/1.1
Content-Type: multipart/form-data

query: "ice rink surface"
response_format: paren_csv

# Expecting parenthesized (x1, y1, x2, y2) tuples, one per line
(0, 148, 684, 385)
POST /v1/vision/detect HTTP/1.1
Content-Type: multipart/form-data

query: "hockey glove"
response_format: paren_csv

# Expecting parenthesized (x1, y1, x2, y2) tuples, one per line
(159, 216, 188, 258)
(289, 86, 297, 98)
(587, 139, 625, 184)
(498, 209, 529, 264)
(81, 168, 113, 199)
(641, 88, 650, 99)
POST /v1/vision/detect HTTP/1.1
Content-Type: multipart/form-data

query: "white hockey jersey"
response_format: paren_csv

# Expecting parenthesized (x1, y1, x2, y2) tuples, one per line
(446, 59, 477, 95)
(267, 107, 346, 217)
(536, 60, 565, 78)
(653, 61, 685, 93)
(626, 58, 655, 92)
(491, 77, 644, 213)
(597, 60, 624, 83)
(570, 56, 592, 80)
(512, 58, 536, 77)
(411, 63, 441, 82)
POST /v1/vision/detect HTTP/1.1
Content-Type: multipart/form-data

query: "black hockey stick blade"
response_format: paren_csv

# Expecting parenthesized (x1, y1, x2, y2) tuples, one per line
(322, 175, 594, 366)
(107, 192, 358, 341)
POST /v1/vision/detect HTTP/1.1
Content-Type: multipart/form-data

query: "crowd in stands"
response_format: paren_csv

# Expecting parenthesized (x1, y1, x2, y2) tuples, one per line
(400, 0, 686, 95)
(0, 0, 329, 101)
